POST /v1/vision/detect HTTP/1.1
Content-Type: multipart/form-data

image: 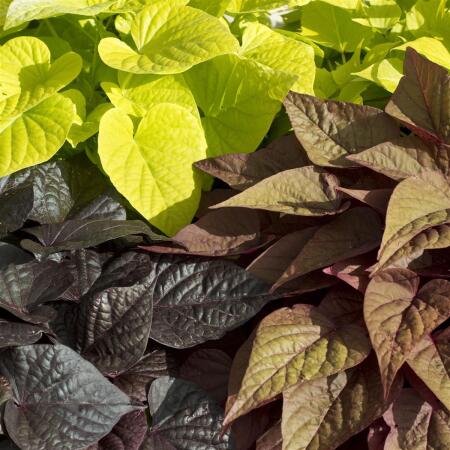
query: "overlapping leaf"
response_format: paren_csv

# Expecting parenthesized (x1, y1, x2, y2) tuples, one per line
(98, 1, 238, 75)
(285, 92, 399, 167)
(145, 377, 234, 449)
(224, 303, 371, 425)
(364, 268, 450, 395)
(0, 344, 136, 450)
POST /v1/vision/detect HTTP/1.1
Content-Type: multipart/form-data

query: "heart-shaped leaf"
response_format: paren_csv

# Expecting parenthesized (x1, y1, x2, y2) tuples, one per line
(145, 376, 234, 449)
(76, 277, 153, 376)
(0, 344, 136, 450)
(364, 268, 450, 395)
(0, 37, 81, 175)
(148, 254, 273, 348)
(98, 1, 238, 75)
(224, 303, 371, 425)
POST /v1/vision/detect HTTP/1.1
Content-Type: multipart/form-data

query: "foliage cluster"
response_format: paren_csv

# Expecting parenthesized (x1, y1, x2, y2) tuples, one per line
(0, 1, 449, 450)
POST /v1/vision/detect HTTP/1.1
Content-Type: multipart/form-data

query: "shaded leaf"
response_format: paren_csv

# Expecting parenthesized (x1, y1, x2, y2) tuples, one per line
(336, 186, 392, 214)
(257, 422, 282, 450)
(142, 208, 274, 257)
(149, 254, 273, 348)
(194, 134, 309, 191)
(0, 260, 73, 323)
(180, 349, 232, 405)
(114, 350, 178, 401)
(0, 320, 43, 348)
(146, 376, 234, 449)
(0, 184, 33, 237)
(364, 268, 450, 396)
(61, 249, 103, 302)
(21, 218, 162, 256)
(284, 92, 399, 167)
(383, 388, 450, 450)
(274, 207, 383, 289)
(0, 344, 135, 450)
(211, 166, 345, 216)
(0, 242, 32, 269)
(224, 303, 371, 425)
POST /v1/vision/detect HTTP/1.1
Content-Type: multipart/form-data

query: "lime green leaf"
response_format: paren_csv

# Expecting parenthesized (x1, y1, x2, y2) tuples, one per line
(301, 1, 373, 53)
(188, 0, 231, 16)
(240, 22, 315, 94)
(349, 136, 449, 180)
(284, 92, 399, 167)
(184, 54, 295, 156)
(226, 0, 310, 13)
(282, 355, 402, 450)
(352, 0, 402, 30)
(407, 331, 450, 411)
(0, 37, 81, 175)
(223, 303, 371, 425)
(364, 269, 450, 395)
(354, 58, 403, 92)
(102, 72, 198, 119)
(98, 105, 207, 236)
(211, 166, 344, 216)
(405, 0, 450, 41)
(375, 171, 450, 272)
(4, 0, 119, 29)
(394, 37, 450, 72)
(98, 1, 239, 75)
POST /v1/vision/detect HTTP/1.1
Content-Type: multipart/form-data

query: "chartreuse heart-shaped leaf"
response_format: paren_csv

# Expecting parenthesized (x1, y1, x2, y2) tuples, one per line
(407, 330, 450, 411)
(98, 0, 239, 75)
(282, 355, 402, 450)
(0, 36, 82, 176)
(301, 1, 373, 53)
(184, 54, 295, 156)
(375, 171, 450, 272)
(0, 344, 136, 450)
(188, 0, 231, 16)
(3, 0, 119, 29)
(364, 269, 450, 396)
(99, 104, 207, 236)
(240, 22, 315, 94)
(211, 166, 344, 216)
(102, 72, 198, 119)
(224, 304, 371, 425)
(226, 0, 309, 12)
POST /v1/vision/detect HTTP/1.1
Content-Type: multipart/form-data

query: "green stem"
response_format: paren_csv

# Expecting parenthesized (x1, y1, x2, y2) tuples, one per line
(45, 19, 58, 38)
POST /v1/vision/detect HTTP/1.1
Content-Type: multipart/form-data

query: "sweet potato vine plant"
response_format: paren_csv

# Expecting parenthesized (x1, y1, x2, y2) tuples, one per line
(0, 45, 449, 449)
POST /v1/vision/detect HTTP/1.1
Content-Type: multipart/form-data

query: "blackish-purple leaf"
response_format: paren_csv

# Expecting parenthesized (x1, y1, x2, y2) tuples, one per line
(0, 320, 43, 348)
(0, 345, 136, 450)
